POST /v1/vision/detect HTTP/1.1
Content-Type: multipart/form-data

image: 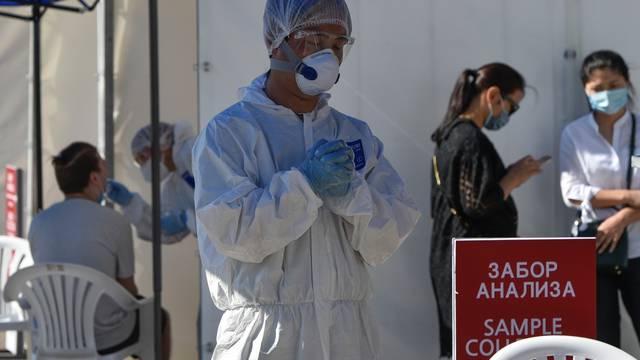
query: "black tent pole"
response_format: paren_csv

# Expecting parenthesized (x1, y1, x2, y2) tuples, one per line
(148, 0, 162, 359)
(32, 3, 43, 212)
(99, 0, 114, 181)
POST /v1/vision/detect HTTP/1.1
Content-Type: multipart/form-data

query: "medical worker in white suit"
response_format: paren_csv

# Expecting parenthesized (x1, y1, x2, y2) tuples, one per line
(106, 121, 197, 244)
(192, 1, 422, 359)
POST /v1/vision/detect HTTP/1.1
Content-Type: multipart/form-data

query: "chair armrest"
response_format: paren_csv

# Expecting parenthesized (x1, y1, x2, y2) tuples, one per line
(134, 297, 154, 308)
(0, 320, 29, 331)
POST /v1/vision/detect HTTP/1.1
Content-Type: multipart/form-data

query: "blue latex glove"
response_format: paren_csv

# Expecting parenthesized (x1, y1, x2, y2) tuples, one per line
(317, 145, 355, 172)
(320, 182, 352, 198)
(316, 142, 355, 198)
(106, 179, 134, 206)
(299, 139, 355, 195)
(161, 210, 188, 236)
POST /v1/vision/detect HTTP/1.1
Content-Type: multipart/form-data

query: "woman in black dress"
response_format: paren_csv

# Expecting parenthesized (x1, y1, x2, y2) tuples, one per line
(430, 63, 543, 358)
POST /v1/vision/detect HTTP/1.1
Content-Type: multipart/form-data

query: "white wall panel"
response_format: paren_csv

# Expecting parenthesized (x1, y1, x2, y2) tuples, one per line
(196, 1, 266, 357)
(338, 0, 435, 357)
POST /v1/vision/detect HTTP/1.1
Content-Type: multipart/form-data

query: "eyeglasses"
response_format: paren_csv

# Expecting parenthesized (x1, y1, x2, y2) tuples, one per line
(291, 30, 355, 58)
(134, 149, 152, 167)
(501, 94, 520, 116)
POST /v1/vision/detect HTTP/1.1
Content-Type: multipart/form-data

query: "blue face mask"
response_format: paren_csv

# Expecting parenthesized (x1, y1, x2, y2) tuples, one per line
(484, 108, 510, 131)
(588, 87, 629, 115)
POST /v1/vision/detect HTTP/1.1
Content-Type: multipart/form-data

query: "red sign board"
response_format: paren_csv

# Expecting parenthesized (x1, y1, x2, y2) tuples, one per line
(453, 238, 596, 359)
(4, 166, 22, 237)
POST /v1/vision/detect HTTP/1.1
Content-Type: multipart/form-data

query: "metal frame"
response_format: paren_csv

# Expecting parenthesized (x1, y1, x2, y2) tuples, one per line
(148, 0, 163, 358)
(0, 1, 99, 19)
(195, 0, 203, 355)
(97, 0, 114, 182)
(31, 4, 42, 212)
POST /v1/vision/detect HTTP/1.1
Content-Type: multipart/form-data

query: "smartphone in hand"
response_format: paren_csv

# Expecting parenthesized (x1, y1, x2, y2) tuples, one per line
(537, 155, 552, 167)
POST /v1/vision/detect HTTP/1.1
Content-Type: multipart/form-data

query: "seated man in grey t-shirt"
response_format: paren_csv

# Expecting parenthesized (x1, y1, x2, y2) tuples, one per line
(28, 142, 171, 358)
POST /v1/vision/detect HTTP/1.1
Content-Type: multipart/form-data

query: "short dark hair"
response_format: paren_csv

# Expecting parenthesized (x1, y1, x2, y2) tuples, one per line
(52, 142, 101, 194)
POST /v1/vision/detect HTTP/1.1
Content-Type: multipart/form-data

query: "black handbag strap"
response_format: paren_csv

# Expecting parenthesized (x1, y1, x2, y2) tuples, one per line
(626, 113, 636, 190)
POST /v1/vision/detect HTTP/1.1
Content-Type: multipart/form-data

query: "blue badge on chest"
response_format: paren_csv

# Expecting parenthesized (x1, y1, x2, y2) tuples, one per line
(182, 171, 195, 189)
(347, 139, 366, 171)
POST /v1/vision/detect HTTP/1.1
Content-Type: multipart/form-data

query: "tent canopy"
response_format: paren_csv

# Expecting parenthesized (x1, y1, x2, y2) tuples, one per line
(0, 1, 59, 5)
(0, 0, 97, 17)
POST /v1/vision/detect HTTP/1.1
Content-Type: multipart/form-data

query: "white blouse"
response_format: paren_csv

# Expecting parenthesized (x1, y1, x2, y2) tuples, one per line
(560, 110, 640, 259)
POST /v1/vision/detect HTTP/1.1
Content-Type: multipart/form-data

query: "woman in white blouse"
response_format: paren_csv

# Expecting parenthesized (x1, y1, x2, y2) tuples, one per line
(560, 50, 640, 347)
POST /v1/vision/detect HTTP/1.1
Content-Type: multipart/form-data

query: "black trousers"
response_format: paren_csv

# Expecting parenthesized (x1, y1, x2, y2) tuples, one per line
(430, 273, 452, 357)
(597, 257, 640, 347)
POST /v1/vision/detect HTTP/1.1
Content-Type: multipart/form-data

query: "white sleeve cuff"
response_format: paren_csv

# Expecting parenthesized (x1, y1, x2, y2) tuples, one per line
(185, 208, 197, 235)
(322, 173, 374, 219)
(579, 185, 602, 219)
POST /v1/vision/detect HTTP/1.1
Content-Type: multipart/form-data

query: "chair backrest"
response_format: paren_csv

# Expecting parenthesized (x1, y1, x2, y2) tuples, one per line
(0, 236, 33, 322)
(3, 263, 138, 358)
(490, 335, 636, 360)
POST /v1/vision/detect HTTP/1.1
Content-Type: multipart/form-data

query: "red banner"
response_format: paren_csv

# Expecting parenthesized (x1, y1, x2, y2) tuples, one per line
(453, 238, 596, 359)
(4, 166, 21, 237)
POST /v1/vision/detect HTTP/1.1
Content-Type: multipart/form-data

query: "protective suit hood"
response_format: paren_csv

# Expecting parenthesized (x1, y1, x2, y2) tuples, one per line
(238, 73, 332, 119)
(171, 120, 196, 174)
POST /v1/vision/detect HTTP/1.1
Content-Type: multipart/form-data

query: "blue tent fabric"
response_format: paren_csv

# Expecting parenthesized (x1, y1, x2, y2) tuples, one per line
(0, 0, 59, 5)
(0, 0, 97, 15)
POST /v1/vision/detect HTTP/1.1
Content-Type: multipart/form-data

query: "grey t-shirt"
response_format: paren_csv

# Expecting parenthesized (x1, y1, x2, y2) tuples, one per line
(28, 198, 136, 350)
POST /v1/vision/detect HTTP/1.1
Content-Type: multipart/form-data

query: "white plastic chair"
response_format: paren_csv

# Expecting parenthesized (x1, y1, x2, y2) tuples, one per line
(0, 236, 33, 358)
(490, 335, 637, 360)
(3, 263, 154, 360)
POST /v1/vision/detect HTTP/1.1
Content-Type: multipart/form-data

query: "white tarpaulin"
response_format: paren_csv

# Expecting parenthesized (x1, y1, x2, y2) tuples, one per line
(110, 1, 199, 358)
(0, 19, 29, 234)
(0, 15, 29, 356)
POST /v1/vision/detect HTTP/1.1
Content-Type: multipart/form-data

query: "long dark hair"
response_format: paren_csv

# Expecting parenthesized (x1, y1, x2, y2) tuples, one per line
(432, 63, 525, 143)
(581, 50, 635, 107)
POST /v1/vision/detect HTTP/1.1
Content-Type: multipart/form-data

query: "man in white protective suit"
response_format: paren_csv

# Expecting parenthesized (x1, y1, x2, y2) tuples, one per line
(192, 0, 422, 359)
(106, 121, 197, 244)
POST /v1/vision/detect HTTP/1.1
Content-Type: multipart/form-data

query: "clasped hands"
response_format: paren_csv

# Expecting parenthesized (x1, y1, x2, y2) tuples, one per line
(298, 139, 356, 198)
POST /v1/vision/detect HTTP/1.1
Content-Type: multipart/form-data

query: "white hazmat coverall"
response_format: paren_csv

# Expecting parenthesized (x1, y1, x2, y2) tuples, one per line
(122, 122, 197, 244)
(192, 74, 421, 360)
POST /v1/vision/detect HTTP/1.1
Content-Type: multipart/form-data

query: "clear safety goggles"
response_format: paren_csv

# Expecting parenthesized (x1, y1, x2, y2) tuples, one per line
(133, 148, 152, 167)
(291, 30, 355, 61)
